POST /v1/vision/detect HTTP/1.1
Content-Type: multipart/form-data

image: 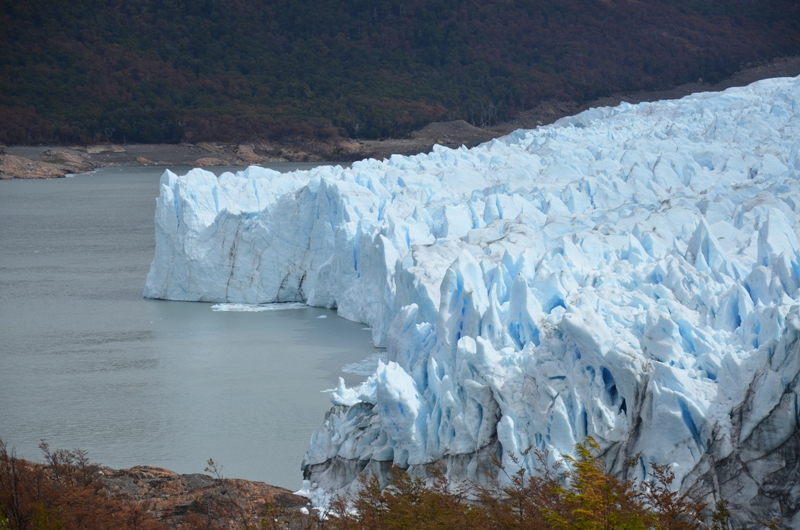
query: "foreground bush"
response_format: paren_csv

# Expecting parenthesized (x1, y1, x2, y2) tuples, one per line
(2, 437, 783, 529)
(0, 439, 164, 530)
(328, 438, 734, 530)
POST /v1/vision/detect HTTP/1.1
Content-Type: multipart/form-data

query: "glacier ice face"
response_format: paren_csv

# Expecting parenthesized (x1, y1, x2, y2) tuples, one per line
(145, 76, 800, 524)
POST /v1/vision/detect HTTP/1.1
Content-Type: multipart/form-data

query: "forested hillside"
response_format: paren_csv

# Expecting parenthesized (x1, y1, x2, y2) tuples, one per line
(1, 0, 798, 145)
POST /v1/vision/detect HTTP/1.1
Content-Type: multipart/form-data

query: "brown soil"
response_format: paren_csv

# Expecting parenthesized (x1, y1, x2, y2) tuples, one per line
(2, 56, 799, 178)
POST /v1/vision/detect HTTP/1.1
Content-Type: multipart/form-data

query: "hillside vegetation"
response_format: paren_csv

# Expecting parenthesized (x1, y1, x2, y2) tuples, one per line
(1, 0, 798, 145)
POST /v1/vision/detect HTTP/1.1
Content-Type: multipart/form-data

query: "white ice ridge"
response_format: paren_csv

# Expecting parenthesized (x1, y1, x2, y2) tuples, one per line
(146, 77, 800, 518)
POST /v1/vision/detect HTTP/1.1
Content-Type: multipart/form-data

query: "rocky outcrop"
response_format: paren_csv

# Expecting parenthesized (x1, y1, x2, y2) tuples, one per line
(101, 466, 310, 530)
(234, 144, 263, 164)
(0, 150, 97, 179)
(193, 157, 229, 167)
(0, 154, 66, 179)
(41, 149, 98, 174)
(410, 119, 501, 147)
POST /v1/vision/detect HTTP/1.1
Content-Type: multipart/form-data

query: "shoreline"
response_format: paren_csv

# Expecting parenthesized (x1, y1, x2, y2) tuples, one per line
(2, 56, 799, 180)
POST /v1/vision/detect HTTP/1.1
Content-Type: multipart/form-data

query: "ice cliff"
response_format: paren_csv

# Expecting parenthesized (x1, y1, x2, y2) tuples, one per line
(145, 76, 800, 526)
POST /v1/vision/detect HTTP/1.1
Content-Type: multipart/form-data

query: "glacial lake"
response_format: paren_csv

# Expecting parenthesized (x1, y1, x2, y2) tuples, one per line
(0, 164, 382, 490)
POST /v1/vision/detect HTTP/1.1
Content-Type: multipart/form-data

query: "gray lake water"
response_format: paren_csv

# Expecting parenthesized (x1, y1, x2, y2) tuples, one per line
(0, 165, 381, 490)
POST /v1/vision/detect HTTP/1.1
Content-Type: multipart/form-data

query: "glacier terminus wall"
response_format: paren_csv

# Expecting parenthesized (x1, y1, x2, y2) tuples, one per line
(145, 76, 800, 526)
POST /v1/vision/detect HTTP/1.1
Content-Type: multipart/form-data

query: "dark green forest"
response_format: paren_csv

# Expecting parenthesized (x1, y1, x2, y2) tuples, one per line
(1, 0, 798, 145)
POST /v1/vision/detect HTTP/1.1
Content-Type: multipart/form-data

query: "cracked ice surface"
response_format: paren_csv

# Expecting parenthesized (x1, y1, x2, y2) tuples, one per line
(145, 77, 800, 516)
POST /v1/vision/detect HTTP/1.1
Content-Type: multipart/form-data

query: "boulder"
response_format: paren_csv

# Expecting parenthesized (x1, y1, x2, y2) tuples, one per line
(193, 157, 228, 167)
(234, 144, 263, 164)
(42, 149, 98, 174)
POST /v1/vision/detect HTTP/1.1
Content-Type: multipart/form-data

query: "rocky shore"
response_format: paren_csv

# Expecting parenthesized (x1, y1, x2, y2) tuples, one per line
(0, 122, 499, 179)
(0, 149, 100, 179)
(2, 56, 798, 179)
(99, 465, 311, 529)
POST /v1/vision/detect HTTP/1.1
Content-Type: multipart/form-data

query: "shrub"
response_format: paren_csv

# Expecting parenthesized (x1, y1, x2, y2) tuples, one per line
(328, 438, 731, 530)
(0, 437, 735, 529)
(0, 439, 164, 530)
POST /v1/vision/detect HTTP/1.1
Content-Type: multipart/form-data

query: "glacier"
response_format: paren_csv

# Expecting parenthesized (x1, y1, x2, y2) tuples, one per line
(145, 76, 800, 525)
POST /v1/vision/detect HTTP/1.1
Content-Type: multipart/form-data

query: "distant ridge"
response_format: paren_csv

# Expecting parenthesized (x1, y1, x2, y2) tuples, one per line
(1, 0, 798, 145)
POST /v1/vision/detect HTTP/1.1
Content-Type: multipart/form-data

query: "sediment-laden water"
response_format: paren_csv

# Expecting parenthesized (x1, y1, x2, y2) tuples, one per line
(0, 165, 380, 489)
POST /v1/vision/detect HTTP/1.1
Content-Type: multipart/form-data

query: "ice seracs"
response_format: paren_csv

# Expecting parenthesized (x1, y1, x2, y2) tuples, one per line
(145, 76, 800, 526)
